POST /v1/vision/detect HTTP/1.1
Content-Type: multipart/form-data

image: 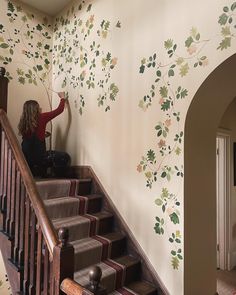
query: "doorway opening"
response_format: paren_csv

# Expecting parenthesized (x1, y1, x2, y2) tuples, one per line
(184, 53, 236, 295)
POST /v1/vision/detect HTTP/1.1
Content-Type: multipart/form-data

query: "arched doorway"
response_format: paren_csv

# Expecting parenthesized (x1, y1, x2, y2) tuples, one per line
(184, 53, 236, 295)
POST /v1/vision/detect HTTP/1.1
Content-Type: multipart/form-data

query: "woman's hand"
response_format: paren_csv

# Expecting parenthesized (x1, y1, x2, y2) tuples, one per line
(57, 91, 65, 99)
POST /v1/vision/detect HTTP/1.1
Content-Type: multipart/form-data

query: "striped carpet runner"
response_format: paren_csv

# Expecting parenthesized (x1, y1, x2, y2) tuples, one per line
(36, 178, 156, 295)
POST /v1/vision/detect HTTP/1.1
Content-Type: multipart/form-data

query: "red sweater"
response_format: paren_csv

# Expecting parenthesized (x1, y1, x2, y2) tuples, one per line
(23, 98, 65, 141)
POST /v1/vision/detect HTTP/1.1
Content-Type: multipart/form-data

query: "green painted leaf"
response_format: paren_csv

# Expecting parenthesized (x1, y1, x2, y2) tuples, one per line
(179, 63, 189, 77)
(8, 2, 15, 12)
(168, 69, 174, 77)
(231, 2, 236, 11)
(185, 36, 194, 48)
(87, 4, 92, 12)
(172, 257, 179, 269)
(221, 26, 231, 36)
(161, 100, 171, 111)
(170, 212, 180, 224)
(171, 250, 176, 256)
(180, 89, 188, 98)
(147, 149, 156, 162)
(218, 13, 228, 25)
(223, 6, 229, 12)
(164, 39, 173, 49)
(161, 172, 167, 178)
(156, 70, 161, 77)
(0, 43, 9, 49)
(159, 86, 168, 98)
(139, 64, 145, 73)
(37, 65, 43, 71)
(217, 37, 231, 50)
(36, 24, 43, 31)
(155, 199, 163, 206)
(116, 21, 121, 28)
(195, 33, 200, 41)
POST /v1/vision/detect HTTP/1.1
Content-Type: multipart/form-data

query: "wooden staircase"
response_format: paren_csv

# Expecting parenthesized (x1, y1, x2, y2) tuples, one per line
(35, 177, 158, 295)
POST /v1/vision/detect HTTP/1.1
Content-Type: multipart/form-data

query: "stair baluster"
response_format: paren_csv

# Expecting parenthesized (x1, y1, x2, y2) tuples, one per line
(53, 227, 74, 295)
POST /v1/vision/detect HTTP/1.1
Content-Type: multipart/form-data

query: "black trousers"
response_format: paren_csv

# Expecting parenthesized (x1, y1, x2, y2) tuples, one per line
(22, 135, 47, 177)
(22, 136, 71, 177)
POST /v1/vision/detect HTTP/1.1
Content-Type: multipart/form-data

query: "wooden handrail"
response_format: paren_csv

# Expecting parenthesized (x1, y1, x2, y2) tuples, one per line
(61, 278, 84, 295)
(0, 108, 58, 256)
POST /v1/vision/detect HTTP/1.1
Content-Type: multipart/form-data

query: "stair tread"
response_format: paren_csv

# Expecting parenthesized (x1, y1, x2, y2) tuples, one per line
(44, 196, 80, 204)
(74, 255, 140, 293)
(52, 211, 113, 230)
(36, 178, 91, 183)
(72, 232, 126, 251)
(108, 280, 157, 295)
(126, 281, 157, 295)
(113, 255, 140, 268)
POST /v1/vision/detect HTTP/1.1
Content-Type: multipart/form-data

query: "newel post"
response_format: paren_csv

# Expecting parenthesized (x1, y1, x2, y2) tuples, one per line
(53, 228, 74, 295)
(0, 67, 8, 112)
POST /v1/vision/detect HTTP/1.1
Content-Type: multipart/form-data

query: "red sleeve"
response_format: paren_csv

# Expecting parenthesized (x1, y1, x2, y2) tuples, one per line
(41, 98, 65, 123)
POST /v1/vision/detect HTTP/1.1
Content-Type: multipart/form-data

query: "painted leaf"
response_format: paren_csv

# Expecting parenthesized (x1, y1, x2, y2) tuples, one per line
(161, 100, 171, 111)
(8, 2, 15, 12)
(180, 89, 188, 98)
(164, 39, 173, 49)
(116, 21, 121, 28)
(87, 4, 92, 12)
(170, 212, 179, 224)
(231, 2, 236, 10)
(147, 149, 156, 162)
(139, 64, 145, 73)
(223, 6, 229, 12)
(171, 257, 179, 269)
(155, 199, 163, 206)
(168, 69, 174, 77)
(217, 37, 231, 50)
(36, 24, 43, 31)
(218, 13, 228, 25)
(159, 86, 168, 98)
(185, 36, 194, 48)
(179, 63, 189, 77)
(221, 26, 231, 36)
(0, 43, 9, 49)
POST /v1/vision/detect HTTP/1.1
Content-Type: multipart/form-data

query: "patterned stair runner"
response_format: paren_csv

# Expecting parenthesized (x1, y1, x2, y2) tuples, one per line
(36, 179, 158, 295)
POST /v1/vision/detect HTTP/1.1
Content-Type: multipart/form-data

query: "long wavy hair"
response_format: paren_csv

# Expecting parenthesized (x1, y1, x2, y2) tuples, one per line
(18, 100, 40, 136)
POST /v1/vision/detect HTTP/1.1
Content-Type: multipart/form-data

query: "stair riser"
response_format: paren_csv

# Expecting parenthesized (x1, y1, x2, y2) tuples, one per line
(74, 237, 126, 271)
(54, 215, 114, 242)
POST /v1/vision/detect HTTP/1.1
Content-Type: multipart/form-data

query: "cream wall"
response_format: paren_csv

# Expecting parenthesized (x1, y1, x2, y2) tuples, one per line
(51, 0, 236, 294)
(0, 0, 53, 143)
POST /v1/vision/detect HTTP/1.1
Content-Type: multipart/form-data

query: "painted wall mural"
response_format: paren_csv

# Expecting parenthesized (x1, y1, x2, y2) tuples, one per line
(137, 1, 236, 270)
(0, 0, 52, 107)
(52, 1, 121, 114)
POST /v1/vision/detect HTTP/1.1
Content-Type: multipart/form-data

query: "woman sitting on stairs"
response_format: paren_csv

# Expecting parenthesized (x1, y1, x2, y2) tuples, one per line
(18, 91, 68, 177)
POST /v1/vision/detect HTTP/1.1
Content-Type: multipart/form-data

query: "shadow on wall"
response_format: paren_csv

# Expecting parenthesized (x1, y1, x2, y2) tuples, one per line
(54, 100, 72, 151)
(184, 53, 236, 295)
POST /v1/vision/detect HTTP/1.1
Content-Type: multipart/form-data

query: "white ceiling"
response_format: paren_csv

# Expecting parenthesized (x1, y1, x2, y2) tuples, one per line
(19, 0, 73, 16)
